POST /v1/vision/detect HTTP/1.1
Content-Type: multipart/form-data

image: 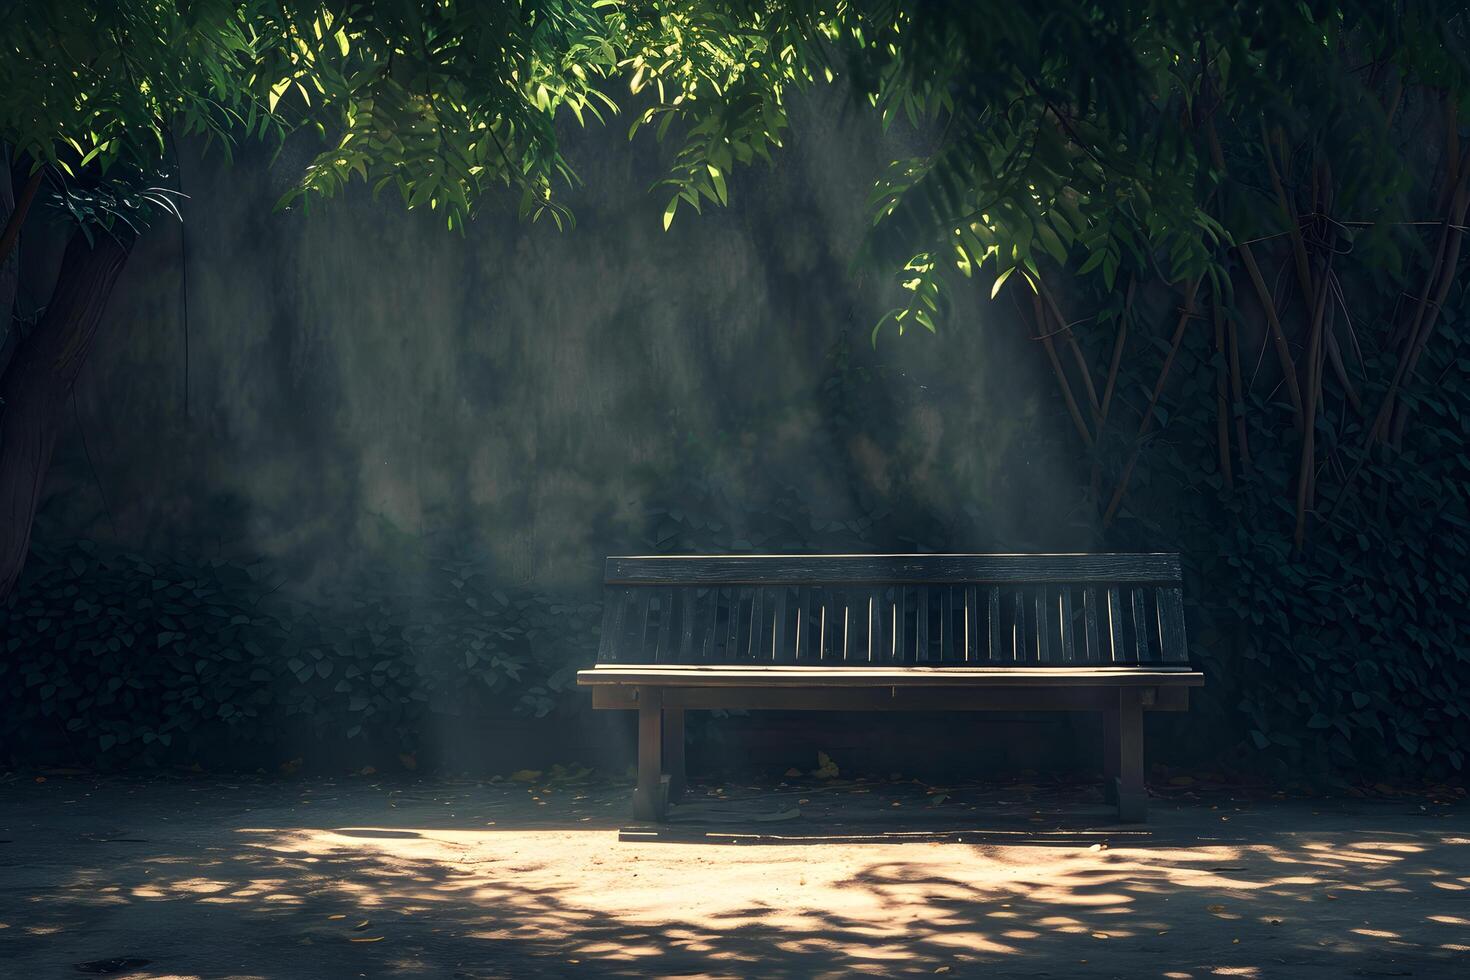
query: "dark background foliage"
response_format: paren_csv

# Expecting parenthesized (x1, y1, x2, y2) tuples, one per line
(6, 4, 1470, 785)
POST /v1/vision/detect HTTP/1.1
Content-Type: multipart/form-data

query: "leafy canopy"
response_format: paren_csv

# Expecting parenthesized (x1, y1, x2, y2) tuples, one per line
(8, 2, 1470, 296)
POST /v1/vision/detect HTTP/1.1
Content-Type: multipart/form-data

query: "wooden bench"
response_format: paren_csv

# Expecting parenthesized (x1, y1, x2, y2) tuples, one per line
(577, 554, 1202, 822)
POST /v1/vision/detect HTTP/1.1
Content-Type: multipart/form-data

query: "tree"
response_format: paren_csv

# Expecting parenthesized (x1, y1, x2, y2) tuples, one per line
(0, 0, 635, 596)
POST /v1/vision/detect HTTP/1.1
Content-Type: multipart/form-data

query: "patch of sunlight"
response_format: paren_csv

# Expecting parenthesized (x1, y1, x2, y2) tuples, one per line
(1001, 929, 1040, 939)
(1347, 842, 1424, 854)
(1427, 914, 1470, 925)
(131, 887, 167, 898)
(917, 931, 1021, 955)
(169, 877, 231, 894)
(1210, 968, 1261, 977)
(1351, 928, 1400, 939)
(1430, 880, 1466, 890)
(1027, 887, 1134, 907)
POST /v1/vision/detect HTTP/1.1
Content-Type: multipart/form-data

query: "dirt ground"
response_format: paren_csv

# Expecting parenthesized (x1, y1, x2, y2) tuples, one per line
(1, 769, 1467, 979)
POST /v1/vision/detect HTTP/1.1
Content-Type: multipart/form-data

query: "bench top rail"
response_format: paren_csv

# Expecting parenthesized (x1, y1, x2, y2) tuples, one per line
(597, 553, 1189, 668)
(605, 553, 1181, 585)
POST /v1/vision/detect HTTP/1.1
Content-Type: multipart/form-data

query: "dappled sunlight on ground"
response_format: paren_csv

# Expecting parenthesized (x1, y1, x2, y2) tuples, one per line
(0, 773, 1466, 977)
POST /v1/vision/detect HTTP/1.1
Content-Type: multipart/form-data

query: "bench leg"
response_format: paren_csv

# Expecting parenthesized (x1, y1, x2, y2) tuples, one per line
(662, 707, 686, 802)
(633, 688, 668, 822)
(1102, 700, 1120, 804)
(1114, 688, 1147, 822)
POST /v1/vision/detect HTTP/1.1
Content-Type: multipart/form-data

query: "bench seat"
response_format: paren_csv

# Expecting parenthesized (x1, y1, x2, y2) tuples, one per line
(581, 665, 1204, 687)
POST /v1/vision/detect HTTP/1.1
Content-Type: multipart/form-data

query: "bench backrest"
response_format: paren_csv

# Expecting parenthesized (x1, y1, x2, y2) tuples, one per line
(597, 554, 1188, 666)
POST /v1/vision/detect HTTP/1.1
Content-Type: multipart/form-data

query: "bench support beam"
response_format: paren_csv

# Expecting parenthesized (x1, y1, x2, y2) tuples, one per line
(634, 687, 668, 822)
(1113, 688, 1147, 821)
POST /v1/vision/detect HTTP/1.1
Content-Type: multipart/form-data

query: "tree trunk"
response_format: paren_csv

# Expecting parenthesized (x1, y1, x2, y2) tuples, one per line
(1, 156, 19, 377)
(0, 228, 133, 598)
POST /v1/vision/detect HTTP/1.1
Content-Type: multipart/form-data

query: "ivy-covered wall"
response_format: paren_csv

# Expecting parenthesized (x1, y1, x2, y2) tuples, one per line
(7, 93, 1094, 771)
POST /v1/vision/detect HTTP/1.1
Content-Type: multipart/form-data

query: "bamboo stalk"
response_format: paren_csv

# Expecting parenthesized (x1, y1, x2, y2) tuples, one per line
(1263, 123, 1315, 320)
(1032, 293, 1094, 447)
(1371, 160, 1470, 445)
(1102, 278, 1202, 527)
(1238, 244, 1304, 422)
(1224, 297, 1252, 473)
(1037, 277, 1102, 424)
(1212, 296, 1233, 491)
(1324, 323, 1361, 414)
(1293, 249, 1334, 551)
(1098, 276, 1134, 424)
(1389, 180, 1470, 447)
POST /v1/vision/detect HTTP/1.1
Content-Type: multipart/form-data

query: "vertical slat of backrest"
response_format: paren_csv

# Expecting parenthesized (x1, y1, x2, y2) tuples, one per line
(963, 585, 977, 662)
(1011, 589, 1027, 661)
(903, 587, 919, 664)
(619, 588, 647, 659)
(1059, 586, 1076, 663)
(748, 587, 767, 660)
(939, 586, 954, 663)
(846, 587, 858, 664)
(598, 588, 622, 662)
(793, 587, 811, 660)
(888, 587, 902, 663)
(834, 588, 852, 662)
(987, 586, 1003, 662)
(1106, 586, 1126, 662)
(654, 588, 674, 662)
(1082, 587, 1101, 663)
(723, 587, 741, 661)
(1034, 586, 1052, 663)
(771, 587, 789, 661)
(845, 588, 862, 663)
(677, 588, 697, 662)
(736, 586, 754, 662)
(750, 586, 767, 659)
(809, 586, 825, 661)
(1156, 586, 1189, 662)
(867, 588, 884, 663)
(705, 587, 723, 664)
(887, 587, 899, 664)
(1131, 587, 1150, 662)
(915, 586, 931, 663)
(700, 588, 717, 661)
(816, 588, 834, 661)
